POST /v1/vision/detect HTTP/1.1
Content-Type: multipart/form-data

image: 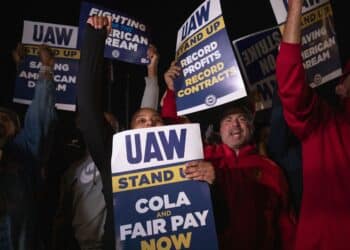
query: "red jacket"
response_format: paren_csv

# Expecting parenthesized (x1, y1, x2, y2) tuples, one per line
(276, 42, 350, 250)
(205, 143, 296, 250)
(161, 89, 182, 124)
(161, 87, 296, 249)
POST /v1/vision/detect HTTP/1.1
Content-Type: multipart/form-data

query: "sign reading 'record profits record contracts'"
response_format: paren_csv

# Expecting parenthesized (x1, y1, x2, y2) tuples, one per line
(111, 124, 219, 250)
(174, 0, 247, 116)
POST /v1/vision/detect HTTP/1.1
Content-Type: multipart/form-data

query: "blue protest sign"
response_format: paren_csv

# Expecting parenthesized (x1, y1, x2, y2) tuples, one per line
(79, 1, 150, 65)
(174, 0, 247, 116)
(111, 124, 219, 250)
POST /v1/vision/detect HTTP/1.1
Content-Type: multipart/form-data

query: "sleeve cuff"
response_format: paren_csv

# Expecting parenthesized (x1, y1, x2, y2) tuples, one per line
(144, 76, 158, 85)
(278, 42, 303, 64)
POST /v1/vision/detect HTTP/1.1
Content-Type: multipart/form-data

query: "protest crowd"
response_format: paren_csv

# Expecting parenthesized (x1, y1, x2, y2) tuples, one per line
(1, 0, 350, 250)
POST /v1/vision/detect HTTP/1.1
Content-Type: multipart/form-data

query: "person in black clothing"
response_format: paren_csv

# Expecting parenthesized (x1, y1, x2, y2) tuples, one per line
(77, 15, 216, 250)
(77, 15, 162, 249)
(267, 84, 303, 216)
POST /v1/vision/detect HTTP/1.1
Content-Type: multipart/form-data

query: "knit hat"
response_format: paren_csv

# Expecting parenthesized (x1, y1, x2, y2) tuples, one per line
(219, 104, 254, 125)
(218, 98, 255, 124)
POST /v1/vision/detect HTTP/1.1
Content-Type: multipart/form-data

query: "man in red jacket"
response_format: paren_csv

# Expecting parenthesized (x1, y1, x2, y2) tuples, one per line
(161, 65, 296, 250)
(276, 0, 350, 249)
(205, 104, 296, 250)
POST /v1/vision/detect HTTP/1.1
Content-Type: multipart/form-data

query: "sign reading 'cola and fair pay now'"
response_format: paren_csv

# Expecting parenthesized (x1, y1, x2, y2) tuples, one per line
(111, 124, 219, 250)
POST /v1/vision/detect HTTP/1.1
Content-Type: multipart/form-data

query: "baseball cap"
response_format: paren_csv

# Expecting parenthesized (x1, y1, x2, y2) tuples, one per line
(207, 98, 255, 132)
(218, 98, 255, 125)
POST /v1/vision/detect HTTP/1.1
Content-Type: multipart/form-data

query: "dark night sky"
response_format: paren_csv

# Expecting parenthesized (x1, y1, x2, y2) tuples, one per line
(1, 0, 349, 127)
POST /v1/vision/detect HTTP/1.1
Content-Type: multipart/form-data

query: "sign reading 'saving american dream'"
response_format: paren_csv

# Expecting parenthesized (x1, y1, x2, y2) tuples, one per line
(14, 20, 79, 111)
(270, 0, 342, 88)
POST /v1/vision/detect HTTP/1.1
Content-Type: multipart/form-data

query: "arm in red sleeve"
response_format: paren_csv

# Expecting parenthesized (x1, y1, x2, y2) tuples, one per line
(344, 98, 350, 116)
(161, 89, 184, 124)
(276, 42, 328, 140)
(259, 156, 297, 250)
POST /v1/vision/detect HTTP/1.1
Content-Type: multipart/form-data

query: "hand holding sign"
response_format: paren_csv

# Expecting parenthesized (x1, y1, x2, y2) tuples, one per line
(185, 160, 215, 184)
(87, 15, 112, 34)
(147, 44, 159, 77)
(38, 44, 55, 80)
(12, 42, 26, 67)
(164, 61, 181, 91)
(39, 44, 55, 67)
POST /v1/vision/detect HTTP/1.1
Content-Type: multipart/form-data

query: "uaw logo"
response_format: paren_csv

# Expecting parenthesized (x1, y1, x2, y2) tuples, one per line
(313, 73, 322, 86)
(112, 49, 120, 58)
(205, 94, 217, 106)
(141, 57, 149, 64)
(80, 161, 100, 184)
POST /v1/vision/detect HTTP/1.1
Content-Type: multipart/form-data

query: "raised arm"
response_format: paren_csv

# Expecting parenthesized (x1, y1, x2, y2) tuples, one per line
(276, 0, 327, 140)
(141, 44, 159, 109)
(77, 16, 113, 171)
(160, 61, 181, 122)
(282, 0, 302, 44)
(13, 44, 57, 159)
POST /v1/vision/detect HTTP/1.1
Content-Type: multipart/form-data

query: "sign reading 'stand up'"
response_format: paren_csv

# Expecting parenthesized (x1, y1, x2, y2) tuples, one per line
(111, 124, 219, 250)
(14, 20, 79, 111)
